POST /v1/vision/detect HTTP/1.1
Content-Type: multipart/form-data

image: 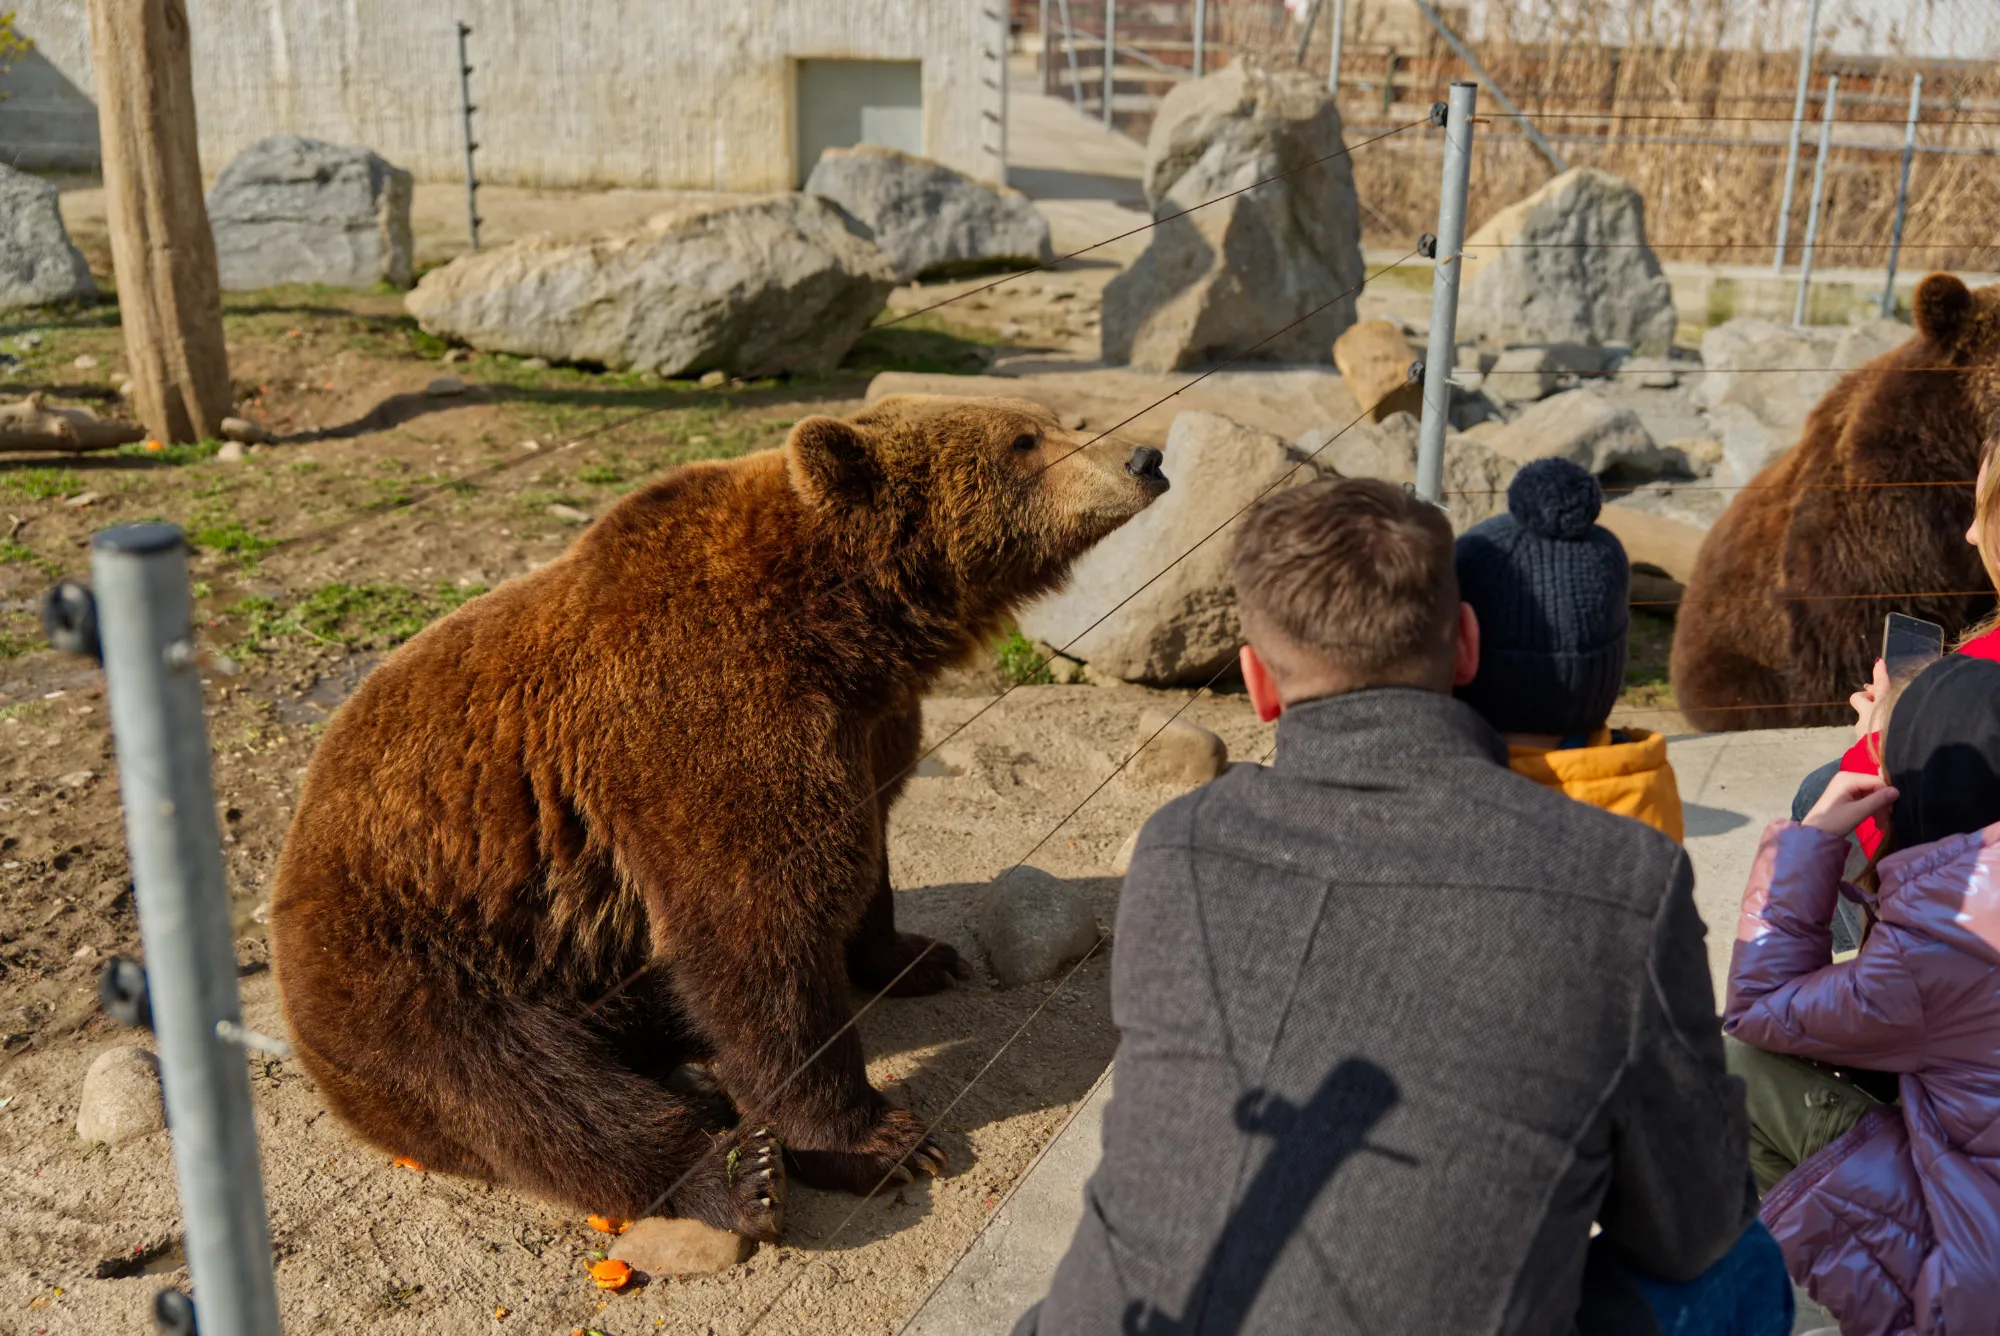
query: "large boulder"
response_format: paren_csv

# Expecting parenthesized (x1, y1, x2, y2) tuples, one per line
(1101, 61, 1364, 372)
(804, 144, 1053, 282)
(405, 194, 898, 377)
(207, 136, 413, 291)
(1297, 410, 1517, 532)
(1483, 388, 1666, 478)
(0, 163, 95, 309)
(1017, 411, 1330, 683)
(1332, 319, 1421, 421)
(1458, 167, 1675, 355)
(1696, 316, 1910, 485)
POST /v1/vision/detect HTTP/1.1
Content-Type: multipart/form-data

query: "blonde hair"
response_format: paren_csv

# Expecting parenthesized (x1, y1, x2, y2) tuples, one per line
(1954, 427, 2000, 649)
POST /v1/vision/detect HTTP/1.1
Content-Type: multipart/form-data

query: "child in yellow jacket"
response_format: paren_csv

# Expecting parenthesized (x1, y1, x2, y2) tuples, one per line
(1453, 457, 1683, 842)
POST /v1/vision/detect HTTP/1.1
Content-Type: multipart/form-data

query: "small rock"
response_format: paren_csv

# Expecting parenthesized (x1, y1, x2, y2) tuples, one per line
(219, 416, 268, 445)
(698, 369, 728, 389)
(1482, 343, 1607, 405)
(1126, 712, 1228, 787)
(214, 440, 245, 463)
(1112, 828, 1140, 877)
(1621, 355, 1679, 389)
(63, 491, 101, 508)
(547, 504, 591, 525)
(72, 353, 99, 370)
(76, 1046, 164, 1146)
(519, 439, 540, 451)
(1670, 437, 1724, 473)
(1332, 319, 1421, 422)
(974, 866, 1100, 988)
(56, 769, 93, 789)
(20, 331, 43, 347)
(425, 375, 466, 397)
(1484, 389, 1664, 477)
(519, 356, 550, 371)
(442, 347, 472, 364)
(610, 1216, 753, 1275)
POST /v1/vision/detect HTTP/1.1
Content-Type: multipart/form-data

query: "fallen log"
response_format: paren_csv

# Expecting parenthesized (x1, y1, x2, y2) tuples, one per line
(0, 392, 148, 453)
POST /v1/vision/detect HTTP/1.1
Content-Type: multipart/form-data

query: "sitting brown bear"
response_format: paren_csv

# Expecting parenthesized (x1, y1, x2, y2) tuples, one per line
(270, 396, 1168, 1238)
(1671, 273, 2000, 731)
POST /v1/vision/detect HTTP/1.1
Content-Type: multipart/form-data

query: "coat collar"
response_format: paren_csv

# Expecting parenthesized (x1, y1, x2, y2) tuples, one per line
(1272, 687, 1509, 781)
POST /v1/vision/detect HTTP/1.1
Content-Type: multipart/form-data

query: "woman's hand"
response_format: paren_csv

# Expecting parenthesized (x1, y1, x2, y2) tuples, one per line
(1850, 658, 1891, 740)
(1803, 770, 1900, 837)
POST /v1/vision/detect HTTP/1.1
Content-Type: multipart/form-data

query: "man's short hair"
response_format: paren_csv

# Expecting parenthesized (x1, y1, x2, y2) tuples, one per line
(1230, 477, 1459, 685)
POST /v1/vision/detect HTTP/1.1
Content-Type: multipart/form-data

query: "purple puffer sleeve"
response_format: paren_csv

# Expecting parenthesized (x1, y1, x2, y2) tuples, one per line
(1723, 821, 1927, 1071)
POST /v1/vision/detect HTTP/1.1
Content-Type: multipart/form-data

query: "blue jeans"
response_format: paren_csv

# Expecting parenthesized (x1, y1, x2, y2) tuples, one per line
(1628, 1222, 1795, 1336)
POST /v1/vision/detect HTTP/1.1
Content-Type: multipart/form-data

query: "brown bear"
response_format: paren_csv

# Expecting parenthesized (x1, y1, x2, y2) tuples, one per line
(269, 396, 1168, 1239)
(1671, 273, 2000, 731)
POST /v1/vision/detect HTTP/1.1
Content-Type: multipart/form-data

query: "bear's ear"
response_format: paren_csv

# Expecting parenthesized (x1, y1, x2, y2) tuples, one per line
(786, 416, 880, 512)
(1914, 273, 1973, 343)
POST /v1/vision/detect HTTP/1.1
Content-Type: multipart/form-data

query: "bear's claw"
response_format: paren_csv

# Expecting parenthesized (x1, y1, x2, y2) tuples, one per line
(784, 1106, 949, 1196)
(685, 1123, 784, 1242)
(850, 931, 970, 997)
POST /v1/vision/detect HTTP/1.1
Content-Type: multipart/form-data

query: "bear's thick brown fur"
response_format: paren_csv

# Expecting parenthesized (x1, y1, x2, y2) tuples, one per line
(1671, 274, 2000, 731)
(270, 396, 1166, 1237)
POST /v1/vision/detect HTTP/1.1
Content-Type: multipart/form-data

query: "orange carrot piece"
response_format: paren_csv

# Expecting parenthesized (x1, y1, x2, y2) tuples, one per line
(588, 1259, 632, 1291)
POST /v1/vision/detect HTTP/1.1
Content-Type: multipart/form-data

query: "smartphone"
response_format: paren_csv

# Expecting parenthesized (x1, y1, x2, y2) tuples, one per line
(1883, 612, 1945, 681)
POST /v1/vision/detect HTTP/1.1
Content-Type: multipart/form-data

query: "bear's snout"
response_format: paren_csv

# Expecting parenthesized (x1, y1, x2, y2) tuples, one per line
(1125, 446, 1168, 491)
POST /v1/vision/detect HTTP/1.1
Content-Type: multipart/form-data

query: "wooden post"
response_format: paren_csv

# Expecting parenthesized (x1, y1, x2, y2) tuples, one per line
(88, 0, 231, 444)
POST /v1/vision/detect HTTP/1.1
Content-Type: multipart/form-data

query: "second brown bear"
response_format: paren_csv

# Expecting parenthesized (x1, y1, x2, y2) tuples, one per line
(270, 396, 1168, 1237)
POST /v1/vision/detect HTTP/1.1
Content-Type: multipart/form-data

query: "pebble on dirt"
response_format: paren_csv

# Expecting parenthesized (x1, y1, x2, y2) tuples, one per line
(698, 369, 728, 389)
(215, 441, 245, 463)
(75, 1046, 165, 1146)
(974, 866, 1101, 988)
(219, 415, 268, 445)
(547, 504, 591, 525)
(609, 1216, 753, 1275)
(1125, 712, 1228, 788)
(425, 375, 466, 397)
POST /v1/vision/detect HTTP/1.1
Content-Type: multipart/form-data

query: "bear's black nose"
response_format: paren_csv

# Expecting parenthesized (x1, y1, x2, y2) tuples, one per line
(1126, 445, 1166, 484)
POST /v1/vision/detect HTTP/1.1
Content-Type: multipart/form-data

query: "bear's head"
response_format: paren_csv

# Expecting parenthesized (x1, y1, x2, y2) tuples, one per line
(1913, 273, 2000, 437)
(784, 394, 1168, 618)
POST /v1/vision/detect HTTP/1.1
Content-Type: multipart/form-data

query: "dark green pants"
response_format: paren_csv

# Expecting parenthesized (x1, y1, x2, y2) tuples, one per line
(1725, 1037, 1885, 1195)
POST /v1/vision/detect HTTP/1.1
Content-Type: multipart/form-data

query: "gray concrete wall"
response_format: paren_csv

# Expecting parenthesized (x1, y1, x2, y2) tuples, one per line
(1, 0, 1005, 190)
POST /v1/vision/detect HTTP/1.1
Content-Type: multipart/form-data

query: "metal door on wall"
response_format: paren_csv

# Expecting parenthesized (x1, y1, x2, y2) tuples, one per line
(795, 58, 922, 185)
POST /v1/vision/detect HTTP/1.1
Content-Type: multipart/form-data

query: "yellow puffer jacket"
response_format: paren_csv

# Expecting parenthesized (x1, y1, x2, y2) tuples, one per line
(1508, 728, 1684, 843)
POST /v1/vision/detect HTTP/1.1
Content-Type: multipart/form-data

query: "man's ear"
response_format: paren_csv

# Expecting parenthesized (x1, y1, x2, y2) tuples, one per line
(1242, 644, 1285, 723)
(786, 417, 880, 512)
(1914, 272, 1972, 345)
(1452, 602, 1480, 688)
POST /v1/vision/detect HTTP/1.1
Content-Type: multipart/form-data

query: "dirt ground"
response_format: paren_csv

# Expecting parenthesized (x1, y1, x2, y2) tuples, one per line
(0, 179, 1687, 1334)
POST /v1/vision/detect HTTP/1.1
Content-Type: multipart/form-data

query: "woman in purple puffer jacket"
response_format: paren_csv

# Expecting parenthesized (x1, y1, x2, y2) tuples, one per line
(1724, 654, 2000, 1335)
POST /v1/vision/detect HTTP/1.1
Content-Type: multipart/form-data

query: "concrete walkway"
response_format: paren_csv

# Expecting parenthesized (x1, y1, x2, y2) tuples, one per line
(905, 725, 1853, 1335)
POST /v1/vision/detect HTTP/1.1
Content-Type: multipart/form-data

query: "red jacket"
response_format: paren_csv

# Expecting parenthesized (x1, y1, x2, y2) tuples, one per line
(1838, 626, 2000, 856)
(1726, 820, 2000, 1335)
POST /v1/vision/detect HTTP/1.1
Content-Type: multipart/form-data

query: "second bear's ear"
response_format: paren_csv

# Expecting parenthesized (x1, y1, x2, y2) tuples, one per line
(1914, 272, 1972, 344)
(786, 417, 880, 512)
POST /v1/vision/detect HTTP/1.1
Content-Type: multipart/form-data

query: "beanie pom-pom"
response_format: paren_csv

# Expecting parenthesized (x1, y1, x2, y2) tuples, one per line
(1506, 458, 1602, 540)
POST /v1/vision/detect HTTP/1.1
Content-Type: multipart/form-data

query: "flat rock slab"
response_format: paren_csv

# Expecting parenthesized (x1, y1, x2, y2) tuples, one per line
(865, 367, 1358, 452)
(609, 1216, 753, 1275)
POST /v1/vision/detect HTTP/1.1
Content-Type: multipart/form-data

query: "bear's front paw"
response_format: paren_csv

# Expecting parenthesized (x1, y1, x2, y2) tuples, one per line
(848, 931, 969, 997)
(676, 1123, 785, 1242)
(784, 1106, 948, 1196)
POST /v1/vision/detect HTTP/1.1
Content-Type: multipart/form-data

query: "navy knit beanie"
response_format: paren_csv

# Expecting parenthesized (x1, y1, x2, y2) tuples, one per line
(1454, 458, 1629, 737)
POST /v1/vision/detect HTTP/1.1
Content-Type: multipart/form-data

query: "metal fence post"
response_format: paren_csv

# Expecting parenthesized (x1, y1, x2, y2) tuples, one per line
(1416, 82, 1478, 505)
(92, 524, 280, 1336)
(1056, 0, 1084, 114)
(1793, 75, 1838, 327)
(456, 21, 480, 251)
(1193, 0, 1206, 79)
(1772, 0, 1823, 272)
(1880, 74, 1923, 318)
(1328, 0, 1346, 95)
(1102, 0, 1116, 129)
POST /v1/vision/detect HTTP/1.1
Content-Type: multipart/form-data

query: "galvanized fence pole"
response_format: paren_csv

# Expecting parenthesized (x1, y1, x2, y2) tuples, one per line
(1193, 0, 1206, 79)
(1056, 0, 1084, 114)
(1416, 82, 1478, 505)
(1772, 0, 1823, 272)
(1328, 0, 1346, 95)
(92, 524, 280, 1336)
(1880, 74, 1923, 318)
(1793, 75, 1839, 327)
(1102, 0, 1116, 129)
(456, 21, 480, 250)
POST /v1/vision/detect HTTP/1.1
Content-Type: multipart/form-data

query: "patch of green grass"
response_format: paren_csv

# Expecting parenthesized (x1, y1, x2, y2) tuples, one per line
(576, 463, 623, 486)
(0, 468, 82, 503)
(116, 438, 223, 465)
(842, 311, 1004, 376)
(0, 541, 62, 578)
(0, 629, 37, 658)
(229, 581, 487, 653)
(997, 631, 1054, 686)
(187, 517, 277, 563)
